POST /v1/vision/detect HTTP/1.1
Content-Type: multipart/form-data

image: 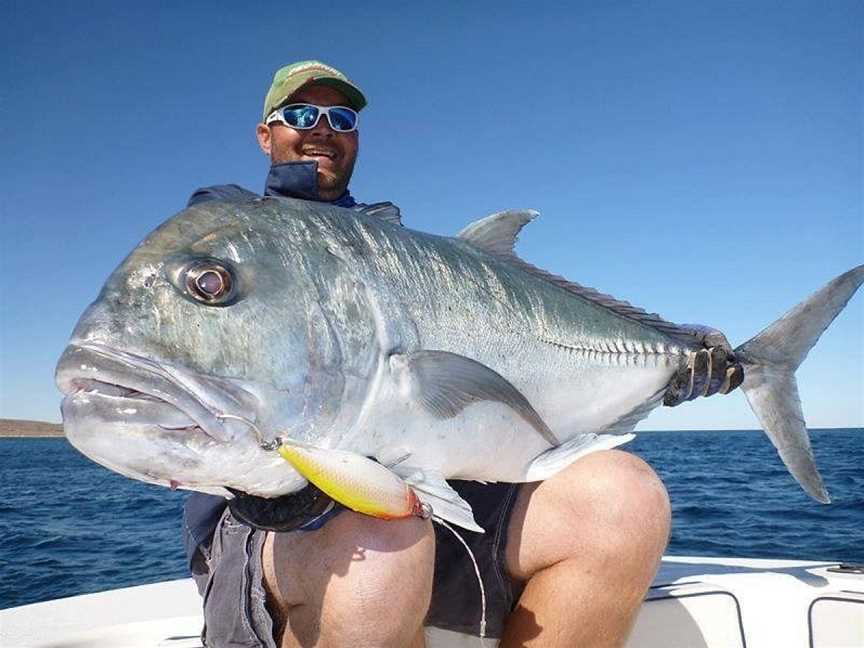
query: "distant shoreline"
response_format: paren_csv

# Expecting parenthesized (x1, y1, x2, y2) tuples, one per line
(0, 419, 64, 438)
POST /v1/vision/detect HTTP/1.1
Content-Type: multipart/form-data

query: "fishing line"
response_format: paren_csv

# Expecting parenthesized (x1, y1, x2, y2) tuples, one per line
(220, 413, 488, 639)
(433, 516, 487, 640)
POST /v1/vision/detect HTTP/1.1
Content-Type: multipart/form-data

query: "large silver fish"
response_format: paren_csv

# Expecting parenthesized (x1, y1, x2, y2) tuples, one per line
(56, 198, 863, 530)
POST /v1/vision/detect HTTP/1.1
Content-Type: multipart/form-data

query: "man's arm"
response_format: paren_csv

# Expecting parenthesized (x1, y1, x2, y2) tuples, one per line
(186, 184, 259, 207)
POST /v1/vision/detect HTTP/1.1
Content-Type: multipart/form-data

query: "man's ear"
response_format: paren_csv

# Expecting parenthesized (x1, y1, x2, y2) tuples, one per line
(256, 123, 272, 156)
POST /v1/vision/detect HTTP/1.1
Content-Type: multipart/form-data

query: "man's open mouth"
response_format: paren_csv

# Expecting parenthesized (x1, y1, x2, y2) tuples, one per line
(302, 147, 337, 160)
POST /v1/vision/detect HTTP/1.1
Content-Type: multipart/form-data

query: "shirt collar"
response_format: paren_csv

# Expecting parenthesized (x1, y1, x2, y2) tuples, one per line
(264, 161, 356, 207)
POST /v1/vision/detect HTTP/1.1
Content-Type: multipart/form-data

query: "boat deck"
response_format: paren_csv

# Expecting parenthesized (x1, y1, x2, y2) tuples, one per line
(2, 556, 862, 647)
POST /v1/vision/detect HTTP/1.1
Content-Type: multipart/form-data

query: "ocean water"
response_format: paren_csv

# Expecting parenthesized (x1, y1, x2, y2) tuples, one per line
(1, 429, 862, 609)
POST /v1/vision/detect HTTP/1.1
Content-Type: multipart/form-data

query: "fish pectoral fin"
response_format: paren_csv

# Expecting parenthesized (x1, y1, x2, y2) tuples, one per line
(390, 349, 558, 446)
(395, 467, 485, 533)
(525, 433, 636, 482)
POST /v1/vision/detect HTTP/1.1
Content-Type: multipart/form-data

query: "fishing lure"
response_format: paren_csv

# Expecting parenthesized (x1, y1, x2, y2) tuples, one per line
(276, 442, 431, 520)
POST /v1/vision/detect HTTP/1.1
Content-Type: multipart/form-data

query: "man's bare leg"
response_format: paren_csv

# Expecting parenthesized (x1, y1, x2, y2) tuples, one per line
(263, 510, 434, 648)
(502, 450, 671, 647)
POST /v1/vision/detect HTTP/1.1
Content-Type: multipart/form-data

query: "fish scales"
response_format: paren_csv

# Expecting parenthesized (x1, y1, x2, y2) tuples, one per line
(55, 197, 864, 521)
(258, 202, 690, 479)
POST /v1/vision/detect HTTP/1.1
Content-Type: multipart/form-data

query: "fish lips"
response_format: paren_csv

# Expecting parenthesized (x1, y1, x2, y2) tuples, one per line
(61, 384, 197, 430)
(56, 343, 313, 497)
(56, 342, 255, 445)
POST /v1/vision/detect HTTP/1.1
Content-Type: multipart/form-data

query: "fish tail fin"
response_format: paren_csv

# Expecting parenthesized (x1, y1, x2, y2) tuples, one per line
(734, 265, 864, 503)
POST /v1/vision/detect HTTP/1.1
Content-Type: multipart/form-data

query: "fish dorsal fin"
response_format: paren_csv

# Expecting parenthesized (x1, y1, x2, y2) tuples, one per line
(509, 258, 699, 344)
(457, 209, 538, 258)
(459, 210, 699, 345)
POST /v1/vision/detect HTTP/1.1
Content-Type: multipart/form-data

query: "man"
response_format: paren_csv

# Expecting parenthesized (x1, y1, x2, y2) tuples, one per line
(184, 60, 735, 648)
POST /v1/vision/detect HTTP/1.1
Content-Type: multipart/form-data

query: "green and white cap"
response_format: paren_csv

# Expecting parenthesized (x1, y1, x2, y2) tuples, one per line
(262, 60, 367, 120)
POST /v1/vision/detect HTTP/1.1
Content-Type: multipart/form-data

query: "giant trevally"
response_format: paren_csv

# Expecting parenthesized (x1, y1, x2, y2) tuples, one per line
(56, 198, 863, 530)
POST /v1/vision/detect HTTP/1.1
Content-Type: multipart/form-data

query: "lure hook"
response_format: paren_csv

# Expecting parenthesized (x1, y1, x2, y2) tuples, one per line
(216, 413, 283, 451)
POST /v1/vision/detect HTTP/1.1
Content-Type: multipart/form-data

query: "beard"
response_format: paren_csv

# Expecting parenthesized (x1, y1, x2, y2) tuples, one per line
(314, 156, 356, 198)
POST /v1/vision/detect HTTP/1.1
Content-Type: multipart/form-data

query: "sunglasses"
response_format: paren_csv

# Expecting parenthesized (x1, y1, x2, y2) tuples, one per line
(266, 103, 359, 133)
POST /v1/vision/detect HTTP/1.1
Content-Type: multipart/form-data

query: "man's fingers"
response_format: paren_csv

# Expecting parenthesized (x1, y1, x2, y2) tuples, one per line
(719, 364, 744, 395)
(704, 346, 729, 397)
(662, 368, 691, 407)
(679, 324, 734, 354)
(663, 347, 744, 407)
(689, 349, 711, 399)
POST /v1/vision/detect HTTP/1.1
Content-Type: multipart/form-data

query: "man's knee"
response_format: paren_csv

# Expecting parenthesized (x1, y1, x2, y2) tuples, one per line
(507, 450, 670, 581)
(264, 511, 435, 646)
(561, 450, 670, 540)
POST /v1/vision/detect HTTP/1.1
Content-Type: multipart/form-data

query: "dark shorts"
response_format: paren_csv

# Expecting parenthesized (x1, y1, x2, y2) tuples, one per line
(190, 481, 524, 647)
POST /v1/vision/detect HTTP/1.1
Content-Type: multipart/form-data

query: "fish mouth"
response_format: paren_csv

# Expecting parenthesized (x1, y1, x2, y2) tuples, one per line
(56, 342, 258, 444)
(55, 342, 308, 497)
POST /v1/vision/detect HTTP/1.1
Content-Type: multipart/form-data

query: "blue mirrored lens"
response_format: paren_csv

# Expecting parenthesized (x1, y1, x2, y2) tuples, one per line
(326, 107, 357, 132)
(281, 105, 319, 129)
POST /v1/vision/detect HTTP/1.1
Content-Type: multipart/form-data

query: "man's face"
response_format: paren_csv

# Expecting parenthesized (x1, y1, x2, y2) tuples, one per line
(256, 85, 359, 201)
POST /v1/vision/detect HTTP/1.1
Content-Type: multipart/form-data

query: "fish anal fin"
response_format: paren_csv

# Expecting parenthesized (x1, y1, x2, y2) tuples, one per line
(389, 350, 558, 446)
(525, 433, 635, 482)
(524, 391, 659, 481)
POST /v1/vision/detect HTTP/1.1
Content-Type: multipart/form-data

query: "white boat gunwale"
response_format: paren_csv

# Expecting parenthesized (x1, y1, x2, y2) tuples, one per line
(2, 556, 863, 648)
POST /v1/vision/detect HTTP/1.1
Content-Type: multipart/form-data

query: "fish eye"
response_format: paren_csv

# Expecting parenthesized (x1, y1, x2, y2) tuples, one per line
(184, 260, 236, 305)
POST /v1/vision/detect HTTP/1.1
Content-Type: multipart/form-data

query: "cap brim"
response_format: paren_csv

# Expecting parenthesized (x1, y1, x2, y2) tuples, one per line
(303, 78, 366, 112)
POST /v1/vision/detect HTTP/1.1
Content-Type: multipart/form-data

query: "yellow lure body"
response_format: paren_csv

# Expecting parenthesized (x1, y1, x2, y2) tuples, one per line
(277, 443, 422, 520)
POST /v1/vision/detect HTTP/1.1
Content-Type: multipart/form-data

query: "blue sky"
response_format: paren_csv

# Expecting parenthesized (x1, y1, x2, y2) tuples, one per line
(1, 1, 861, 430)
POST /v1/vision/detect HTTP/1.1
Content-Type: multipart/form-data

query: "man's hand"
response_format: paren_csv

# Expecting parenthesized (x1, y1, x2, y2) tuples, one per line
(663, 325, 744, 407)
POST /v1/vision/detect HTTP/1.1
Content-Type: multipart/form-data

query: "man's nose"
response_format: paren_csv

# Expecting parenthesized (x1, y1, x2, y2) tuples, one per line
(309, 113, 334, 136)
